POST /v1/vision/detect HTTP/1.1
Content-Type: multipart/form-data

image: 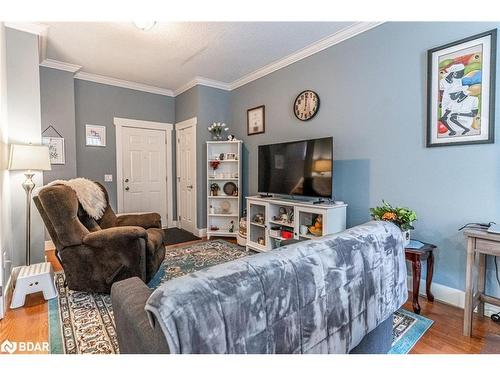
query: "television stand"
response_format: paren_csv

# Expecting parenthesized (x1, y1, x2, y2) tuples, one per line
(246, 195, 347, 253)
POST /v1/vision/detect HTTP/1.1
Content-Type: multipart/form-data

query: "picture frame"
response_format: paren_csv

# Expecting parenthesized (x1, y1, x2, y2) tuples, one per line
(42, 136, 65, 165)
(427, 29, 496, 147)
(225, 152, 236, 160)
(85, 124, 106, 147)
(247, 105, 265, 136)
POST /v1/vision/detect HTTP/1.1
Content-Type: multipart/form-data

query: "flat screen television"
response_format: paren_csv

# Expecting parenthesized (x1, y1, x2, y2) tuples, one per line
(258, 137, 333, 198)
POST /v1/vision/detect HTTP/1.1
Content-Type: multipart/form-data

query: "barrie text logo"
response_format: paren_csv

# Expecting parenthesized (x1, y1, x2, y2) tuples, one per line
(0, 339, 48, 354)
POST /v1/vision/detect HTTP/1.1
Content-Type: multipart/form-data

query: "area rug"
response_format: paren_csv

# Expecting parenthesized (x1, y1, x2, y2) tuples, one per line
(49, 240, 433, 354)
(49, 240, 251, 354)
(389, 309, 434, 354)
(163, 227, 200, 246)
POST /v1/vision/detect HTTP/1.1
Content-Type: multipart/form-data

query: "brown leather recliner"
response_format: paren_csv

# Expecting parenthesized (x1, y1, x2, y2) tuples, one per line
(34, 182, 165, 293)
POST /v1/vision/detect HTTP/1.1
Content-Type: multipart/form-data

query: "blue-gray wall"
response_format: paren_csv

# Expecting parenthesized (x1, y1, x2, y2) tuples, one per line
(74, 79, 175, 209)
(40, 67, 77, 183)
(175, 85, 231, 228)
(230, 22, 500, 295)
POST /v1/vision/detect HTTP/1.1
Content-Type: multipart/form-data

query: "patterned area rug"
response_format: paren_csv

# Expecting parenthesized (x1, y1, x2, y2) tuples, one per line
(389, 309, 434, 354)
(48, 240, 433, 354)
(49, 240, 251, 354)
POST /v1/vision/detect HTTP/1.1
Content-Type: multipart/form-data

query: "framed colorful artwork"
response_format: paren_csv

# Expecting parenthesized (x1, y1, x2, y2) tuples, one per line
(42, 136, 65, 165)
(85, 124, 106, 147)
(247, 105, 265, 135)
(427, 29, 496, 147)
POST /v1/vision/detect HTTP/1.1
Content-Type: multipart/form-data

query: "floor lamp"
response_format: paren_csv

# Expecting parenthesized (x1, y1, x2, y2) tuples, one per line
(8, 143, 58, 309)
(7, 144, 51, 265)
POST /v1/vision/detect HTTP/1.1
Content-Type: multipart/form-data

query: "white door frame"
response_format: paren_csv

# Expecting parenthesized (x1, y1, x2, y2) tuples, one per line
(175, 117, 197, 234)
(114, 117, 174, 228)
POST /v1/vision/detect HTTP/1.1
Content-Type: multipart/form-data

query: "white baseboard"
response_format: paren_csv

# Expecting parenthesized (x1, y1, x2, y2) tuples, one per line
(407, 275, 498, 317)
(197, 228, 207, 238)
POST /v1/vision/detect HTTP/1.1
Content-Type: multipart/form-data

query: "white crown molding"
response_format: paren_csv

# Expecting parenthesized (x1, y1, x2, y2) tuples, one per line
(229, 22, 384, 90)
(74, 71, 174, 97)
(40, 58, 82, 73)
(4, 22, 48, 36)
(34, 22, 382, 97)
(174, 76, 230, 96)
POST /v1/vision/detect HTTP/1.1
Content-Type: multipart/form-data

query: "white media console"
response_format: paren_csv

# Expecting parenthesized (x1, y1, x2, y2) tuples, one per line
(246, 195, 347, 252)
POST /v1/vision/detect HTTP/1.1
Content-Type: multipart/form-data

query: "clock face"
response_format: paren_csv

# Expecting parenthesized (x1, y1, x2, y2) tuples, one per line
(294, 90, 320, 121)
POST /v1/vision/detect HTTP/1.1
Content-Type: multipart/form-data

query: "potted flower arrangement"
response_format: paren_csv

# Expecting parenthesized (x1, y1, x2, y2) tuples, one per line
(210, 182, 220, 196)
(208, 122, 229, 141)
(370, 200, 417, 245)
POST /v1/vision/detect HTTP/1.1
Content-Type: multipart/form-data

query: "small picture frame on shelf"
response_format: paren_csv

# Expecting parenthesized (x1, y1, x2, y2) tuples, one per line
(225, 152, 237, 160)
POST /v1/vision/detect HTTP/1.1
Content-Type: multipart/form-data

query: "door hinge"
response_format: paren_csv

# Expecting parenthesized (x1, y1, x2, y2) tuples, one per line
(178, 215, 181, 221)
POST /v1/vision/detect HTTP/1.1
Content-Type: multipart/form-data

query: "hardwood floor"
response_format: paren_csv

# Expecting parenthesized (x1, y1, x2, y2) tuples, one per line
(1, 240, 499, 354)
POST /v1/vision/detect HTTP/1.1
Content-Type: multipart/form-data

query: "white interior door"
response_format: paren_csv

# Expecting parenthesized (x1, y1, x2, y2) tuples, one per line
(122, 126, 167, 224)
(176, 122, 197, 234)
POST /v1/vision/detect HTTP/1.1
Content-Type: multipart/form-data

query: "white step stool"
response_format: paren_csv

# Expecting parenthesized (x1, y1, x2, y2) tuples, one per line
(10, 262, 58, 309)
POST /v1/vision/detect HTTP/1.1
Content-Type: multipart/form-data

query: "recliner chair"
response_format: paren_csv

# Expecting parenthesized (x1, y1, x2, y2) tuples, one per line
(34, 182, 165, 294)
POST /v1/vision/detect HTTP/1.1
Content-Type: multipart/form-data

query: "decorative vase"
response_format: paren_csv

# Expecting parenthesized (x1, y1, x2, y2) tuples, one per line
(402, 230, 411, 246)
(212, 133, 222, 141)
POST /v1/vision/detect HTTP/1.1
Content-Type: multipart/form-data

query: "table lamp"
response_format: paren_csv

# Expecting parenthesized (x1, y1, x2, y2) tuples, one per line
(8, 144, 51, 266)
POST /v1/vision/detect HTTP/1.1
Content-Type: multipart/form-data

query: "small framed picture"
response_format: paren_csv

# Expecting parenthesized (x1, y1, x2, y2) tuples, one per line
(427, 29, 496, 147)
(247, 105, 265, 136)
(225, 152, 236, 160)
(42, 136, 65, 165)
(86, 124, 106, 147)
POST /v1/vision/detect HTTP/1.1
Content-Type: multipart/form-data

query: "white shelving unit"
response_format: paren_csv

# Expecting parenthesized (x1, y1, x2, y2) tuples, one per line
(206, 140, 243, 240)
(246, 196, 347, 252)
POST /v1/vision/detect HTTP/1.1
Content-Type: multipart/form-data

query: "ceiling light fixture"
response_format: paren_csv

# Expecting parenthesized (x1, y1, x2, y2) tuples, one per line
(133, 21, 157, 31)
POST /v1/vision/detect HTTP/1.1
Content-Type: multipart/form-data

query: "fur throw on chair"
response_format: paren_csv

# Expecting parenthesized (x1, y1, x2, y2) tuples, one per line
(46, 178, 107, 219)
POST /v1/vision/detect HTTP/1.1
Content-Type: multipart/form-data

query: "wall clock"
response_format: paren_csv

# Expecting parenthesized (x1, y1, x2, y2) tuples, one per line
(294, 90, 320, 121)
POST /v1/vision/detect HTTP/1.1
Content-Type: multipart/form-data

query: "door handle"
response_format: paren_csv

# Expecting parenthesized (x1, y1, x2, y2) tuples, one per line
(125, 186, 130, 191)
(125, 178, 129, 182)
(187, 185, 193, 189)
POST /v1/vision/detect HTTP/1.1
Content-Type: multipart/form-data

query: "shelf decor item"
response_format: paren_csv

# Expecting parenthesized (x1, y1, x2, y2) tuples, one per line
(210, 183, 220, 196)
(427, 29, 497, 147)
(208, 122, 229, 141)
(223, 181, 237, 196)
(210, 160, 220, 170)
(370, 200, 417, 245)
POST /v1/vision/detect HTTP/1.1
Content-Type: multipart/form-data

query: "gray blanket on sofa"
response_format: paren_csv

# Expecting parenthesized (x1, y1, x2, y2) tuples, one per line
(145, 221, 407, 353)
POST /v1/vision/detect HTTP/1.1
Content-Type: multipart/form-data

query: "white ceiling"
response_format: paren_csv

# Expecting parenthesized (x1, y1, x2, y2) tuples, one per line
(42, 22, 357, 93)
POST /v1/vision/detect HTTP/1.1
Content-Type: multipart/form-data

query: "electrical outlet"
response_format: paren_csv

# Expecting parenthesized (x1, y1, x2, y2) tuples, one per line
(104, 174, 113, 182)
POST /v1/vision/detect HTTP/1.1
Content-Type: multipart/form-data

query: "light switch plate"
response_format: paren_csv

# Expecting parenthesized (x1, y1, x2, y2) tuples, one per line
(104, 174, 113, 182)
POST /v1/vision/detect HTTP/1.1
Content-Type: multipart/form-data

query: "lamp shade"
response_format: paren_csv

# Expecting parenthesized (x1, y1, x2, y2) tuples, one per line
(8, 144, 51, 171)
(313, 159, 332, 173)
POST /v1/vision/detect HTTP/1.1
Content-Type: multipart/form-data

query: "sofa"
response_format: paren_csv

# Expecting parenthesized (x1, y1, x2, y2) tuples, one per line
(34, 182, 165, 293)
(111, 221, 407, 354)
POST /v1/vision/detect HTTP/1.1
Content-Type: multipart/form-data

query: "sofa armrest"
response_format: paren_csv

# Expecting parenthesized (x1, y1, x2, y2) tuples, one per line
(115, 213, 162, 229)
(83, 226, 148, 248)
(111, 277, 170, 354)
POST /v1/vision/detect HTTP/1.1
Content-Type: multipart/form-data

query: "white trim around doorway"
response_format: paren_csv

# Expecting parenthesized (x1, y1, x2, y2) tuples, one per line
(175, 117, 198, 235)
(114, 117, 174, 228)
